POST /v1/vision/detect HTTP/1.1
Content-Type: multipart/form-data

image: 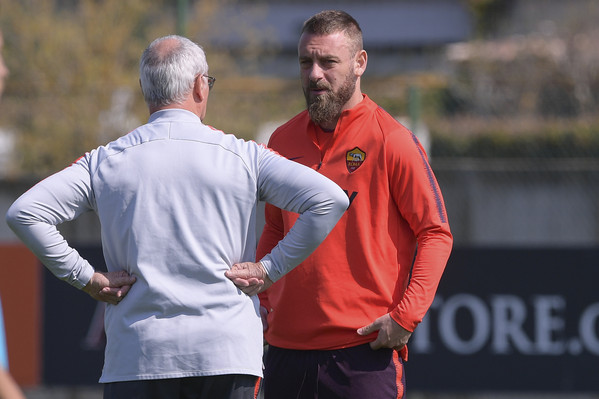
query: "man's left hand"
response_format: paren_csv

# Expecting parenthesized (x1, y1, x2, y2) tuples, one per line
(82, 270, 136, 305)
(357, 313, 412, 351)
(225, 262, 273, 296)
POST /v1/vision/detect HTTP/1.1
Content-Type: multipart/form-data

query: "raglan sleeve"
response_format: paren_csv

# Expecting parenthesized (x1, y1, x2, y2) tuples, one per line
(256, 134, 287, 309)
(256, 202, 284, 265)
(255, 202, 282, 309)
(255, 146, 349, 282)
(387, 129, 453, 332)
(5, 156, 97, 289)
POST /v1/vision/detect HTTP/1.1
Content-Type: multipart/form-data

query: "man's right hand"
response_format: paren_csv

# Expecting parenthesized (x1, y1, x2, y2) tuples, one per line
(82, 270, 136, 305)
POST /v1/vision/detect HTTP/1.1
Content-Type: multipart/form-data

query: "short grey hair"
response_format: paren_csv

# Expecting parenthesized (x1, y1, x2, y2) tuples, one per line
(139, 35, 209, 108)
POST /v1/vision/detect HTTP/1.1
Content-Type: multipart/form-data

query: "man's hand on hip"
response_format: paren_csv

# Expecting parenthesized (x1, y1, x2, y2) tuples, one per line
(225, 262, 273, 296)
(82, 270, 136, 305)
(357, 313, 413, 351)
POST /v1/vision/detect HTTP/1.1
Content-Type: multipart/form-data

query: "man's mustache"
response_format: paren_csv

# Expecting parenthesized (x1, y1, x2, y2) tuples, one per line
(309, 81, 331, 91)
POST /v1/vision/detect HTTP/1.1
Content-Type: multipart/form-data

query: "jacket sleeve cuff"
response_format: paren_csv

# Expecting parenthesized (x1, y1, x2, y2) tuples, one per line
(389, 307, 417, 333)
(73, 262, 95, 290)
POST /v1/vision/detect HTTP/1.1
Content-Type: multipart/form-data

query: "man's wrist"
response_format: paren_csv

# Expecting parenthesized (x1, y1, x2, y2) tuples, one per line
(81, 272, 96, 293)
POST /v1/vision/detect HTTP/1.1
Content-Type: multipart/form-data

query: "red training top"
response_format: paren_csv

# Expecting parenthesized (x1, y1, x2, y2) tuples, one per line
(257, 95, 453, 357)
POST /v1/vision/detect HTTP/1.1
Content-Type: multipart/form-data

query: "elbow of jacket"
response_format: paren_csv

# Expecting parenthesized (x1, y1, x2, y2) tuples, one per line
(419, 225, 453, 248)
(337, 191, 350, 212)
(5, 200, 32, 233)
(327, 191, 349, 221)
(5, 203, 18, 231)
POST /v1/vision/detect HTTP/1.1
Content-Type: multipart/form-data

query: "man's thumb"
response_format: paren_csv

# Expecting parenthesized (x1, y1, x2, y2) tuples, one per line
(357, 321, 378, 336)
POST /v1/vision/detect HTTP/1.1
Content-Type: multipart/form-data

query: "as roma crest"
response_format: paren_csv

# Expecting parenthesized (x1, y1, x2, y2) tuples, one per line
(346, 147, 366, 173)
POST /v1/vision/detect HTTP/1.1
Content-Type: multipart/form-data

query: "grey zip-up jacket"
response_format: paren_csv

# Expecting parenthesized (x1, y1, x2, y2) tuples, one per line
(6, 109, 348, 382)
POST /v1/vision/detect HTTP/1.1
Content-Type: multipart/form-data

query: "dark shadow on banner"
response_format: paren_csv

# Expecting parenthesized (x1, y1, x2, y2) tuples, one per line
(42, 245, 107, 385)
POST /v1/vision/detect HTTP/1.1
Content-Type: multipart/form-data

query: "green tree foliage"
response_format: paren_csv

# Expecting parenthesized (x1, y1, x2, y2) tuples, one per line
(4, 0, 596, 175)
(0, 0, 298, 178)
(0, 0, 160, 177)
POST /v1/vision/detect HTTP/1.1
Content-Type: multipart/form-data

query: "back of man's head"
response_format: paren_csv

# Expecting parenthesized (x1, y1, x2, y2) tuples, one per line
(139, 35, 208, 109)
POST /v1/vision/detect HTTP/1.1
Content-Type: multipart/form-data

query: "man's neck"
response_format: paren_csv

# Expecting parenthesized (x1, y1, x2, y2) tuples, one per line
(149, 99, 203, 120)
(318, 121, 337, 132)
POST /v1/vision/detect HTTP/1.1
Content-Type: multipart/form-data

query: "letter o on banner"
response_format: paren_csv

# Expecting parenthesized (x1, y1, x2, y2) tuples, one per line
(579, 303, 599, 355)
(439, 294, 490, 355)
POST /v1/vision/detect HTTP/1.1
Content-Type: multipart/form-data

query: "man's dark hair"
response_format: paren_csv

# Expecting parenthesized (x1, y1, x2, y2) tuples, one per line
(301, 10, 363, 55)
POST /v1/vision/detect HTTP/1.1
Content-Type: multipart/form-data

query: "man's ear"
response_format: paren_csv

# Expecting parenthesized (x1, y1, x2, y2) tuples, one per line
(193, 74, 206, 102)
(354, 49, 367, 77)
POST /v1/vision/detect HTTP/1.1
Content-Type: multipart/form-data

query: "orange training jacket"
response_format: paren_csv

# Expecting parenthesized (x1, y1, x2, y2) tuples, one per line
(257, 95, 453, 354)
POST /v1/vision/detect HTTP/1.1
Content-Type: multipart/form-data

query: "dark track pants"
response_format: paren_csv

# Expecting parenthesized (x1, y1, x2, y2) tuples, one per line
(103, 374, 261, 399)
(263, 343, 405, 399)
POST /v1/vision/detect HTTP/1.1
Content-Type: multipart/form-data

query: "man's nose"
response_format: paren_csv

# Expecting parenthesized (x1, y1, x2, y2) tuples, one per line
(308, 63, 325, 81)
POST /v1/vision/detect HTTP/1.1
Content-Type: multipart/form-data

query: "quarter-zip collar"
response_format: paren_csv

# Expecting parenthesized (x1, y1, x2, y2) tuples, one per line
(148, 108, 202, 124)
(307, 94, 373, 169)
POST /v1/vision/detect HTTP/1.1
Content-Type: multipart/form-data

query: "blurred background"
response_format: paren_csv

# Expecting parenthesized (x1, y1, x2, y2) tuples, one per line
(0, 0, 598, 397)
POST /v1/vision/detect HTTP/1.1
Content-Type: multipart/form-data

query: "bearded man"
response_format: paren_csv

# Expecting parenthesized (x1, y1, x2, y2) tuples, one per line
(254, 9, 453, 399)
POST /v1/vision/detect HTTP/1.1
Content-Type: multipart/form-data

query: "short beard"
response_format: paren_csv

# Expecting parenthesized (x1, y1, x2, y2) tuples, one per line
(304, 73, 356, 128)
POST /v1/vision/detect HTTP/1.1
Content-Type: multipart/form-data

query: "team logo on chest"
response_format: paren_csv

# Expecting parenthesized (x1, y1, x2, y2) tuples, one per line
(346, 147, 366, 173)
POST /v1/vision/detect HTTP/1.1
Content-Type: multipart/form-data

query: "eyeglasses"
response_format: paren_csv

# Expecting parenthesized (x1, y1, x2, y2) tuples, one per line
(204, 75, 216, 90)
